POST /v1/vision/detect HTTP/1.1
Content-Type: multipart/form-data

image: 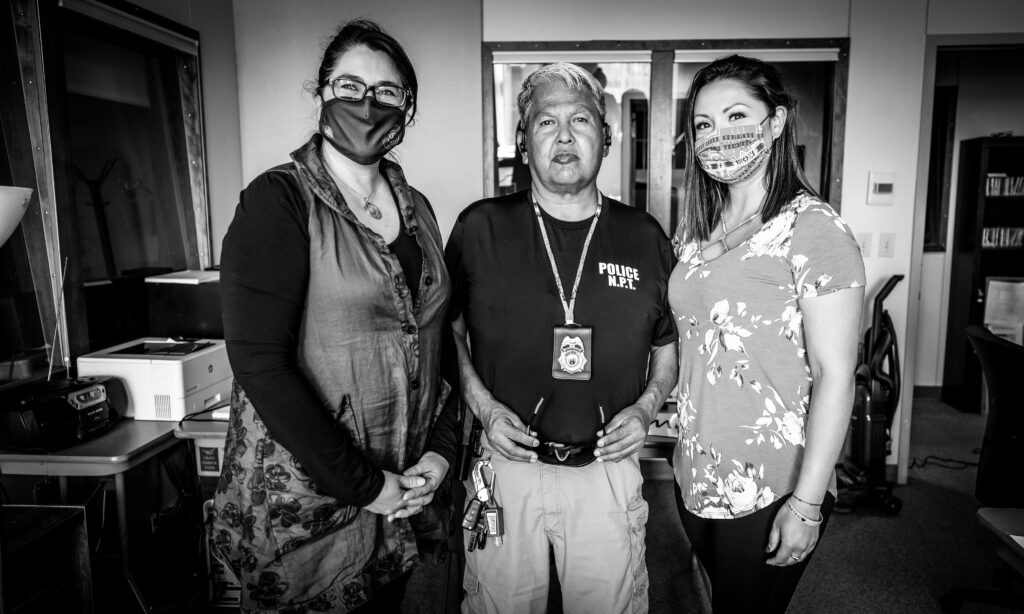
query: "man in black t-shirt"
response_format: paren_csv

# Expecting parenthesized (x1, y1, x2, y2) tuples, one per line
(447, 63, 677, 613)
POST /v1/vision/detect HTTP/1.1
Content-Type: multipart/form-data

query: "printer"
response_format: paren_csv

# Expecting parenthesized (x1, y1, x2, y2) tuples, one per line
(77, 337, 232, 421)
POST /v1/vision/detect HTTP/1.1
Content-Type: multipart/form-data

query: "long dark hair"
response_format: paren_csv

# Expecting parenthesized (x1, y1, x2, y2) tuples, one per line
(678, 55, 817, 242)
(308, 19, 418, 123)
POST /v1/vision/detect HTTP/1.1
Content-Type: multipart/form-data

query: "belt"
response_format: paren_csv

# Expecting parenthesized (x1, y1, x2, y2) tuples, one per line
(535, 441, 597, 467)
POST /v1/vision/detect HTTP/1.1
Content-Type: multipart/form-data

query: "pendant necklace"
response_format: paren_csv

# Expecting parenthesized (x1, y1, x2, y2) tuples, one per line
(329, 167, 384, 220)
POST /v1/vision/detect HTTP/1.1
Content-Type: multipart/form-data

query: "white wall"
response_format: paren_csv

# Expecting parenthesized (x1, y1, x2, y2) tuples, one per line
(842, 0, 928, 480)
(927, 0, 1024, 34)
(129, 0, 242, 265)
(231, 0, 483, 243)
(484, 0, 850, 40)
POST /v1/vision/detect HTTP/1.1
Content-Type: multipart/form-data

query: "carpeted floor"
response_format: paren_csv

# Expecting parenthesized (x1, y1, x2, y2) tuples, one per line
(788, 398, 1017, 614)
(403, 398, 1018, 613)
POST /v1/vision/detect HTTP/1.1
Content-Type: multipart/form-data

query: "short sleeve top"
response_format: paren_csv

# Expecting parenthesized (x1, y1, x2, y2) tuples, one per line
(668, 192, 865, 519)
(446, 192, 676, 444)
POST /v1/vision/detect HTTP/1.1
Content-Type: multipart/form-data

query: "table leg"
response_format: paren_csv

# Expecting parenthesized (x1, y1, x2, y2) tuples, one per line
(115, 472, 151, 613)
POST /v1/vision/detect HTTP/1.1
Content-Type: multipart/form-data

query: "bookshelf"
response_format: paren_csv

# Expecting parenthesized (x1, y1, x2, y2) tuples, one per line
(942, 137, 1024, 412)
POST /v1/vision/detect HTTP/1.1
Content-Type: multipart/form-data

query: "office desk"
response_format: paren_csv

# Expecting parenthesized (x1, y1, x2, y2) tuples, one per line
(0, 420, 181, 613)
(978, 507, 1024, 578)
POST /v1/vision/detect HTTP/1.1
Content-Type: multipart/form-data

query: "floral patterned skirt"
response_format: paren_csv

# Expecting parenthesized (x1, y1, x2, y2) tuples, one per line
(210, 382, 416, 613)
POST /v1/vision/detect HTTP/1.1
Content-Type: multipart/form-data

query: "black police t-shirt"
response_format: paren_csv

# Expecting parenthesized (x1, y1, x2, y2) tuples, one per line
(446, 191, 675, 445)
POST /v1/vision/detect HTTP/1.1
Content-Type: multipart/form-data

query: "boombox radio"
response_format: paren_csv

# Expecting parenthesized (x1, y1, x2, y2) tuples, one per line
(0, 375, 126, 452)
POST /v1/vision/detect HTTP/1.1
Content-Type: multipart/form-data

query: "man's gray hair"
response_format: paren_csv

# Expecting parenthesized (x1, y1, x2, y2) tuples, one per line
(516, 63, 606, 128)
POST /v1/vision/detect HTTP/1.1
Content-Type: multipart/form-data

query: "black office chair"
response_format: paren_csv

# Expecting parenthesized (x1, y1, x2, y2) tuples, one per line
(966, 325, 1024, 508)
(940, 325, 1024, 613)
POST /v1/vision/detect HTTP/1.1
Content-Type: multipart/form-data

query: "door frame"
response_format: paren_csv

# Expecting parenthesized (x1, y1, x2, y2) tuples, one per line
(906, 32, 1024, 482)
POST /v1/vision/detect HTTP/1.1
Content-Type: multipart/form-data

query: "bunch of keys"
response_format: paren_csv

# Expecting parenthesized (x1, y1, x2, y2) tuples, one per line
(463, 457, 504, 552)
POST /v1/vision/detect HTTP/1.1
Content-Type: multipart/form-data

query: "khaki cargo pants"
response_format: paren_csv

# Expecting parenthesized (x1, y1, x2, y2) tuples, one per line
(462, 451, 649, 614)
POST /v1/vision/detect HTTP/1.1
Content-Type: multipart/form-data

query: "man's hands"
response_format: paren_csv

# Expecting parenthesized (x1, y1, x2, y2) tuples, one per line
(594, 343, 674, 463)
(479, 399, 539, 463)
(452, 314, 537, 463)
(363, 452, 451, 521)
(594, 405, 650, 462)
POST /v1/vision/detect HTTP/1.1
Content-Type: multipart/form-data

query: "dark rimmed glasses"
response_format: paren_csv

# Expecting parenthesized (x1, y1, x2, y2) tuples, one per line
(324, 77, 410, 108)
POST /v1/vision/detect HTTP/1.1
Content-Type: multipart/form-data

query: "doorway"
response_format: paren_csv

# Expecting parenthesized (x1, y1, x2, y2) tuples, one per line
(906, 34, 1024, 477)
(912, 42, 1024, 403)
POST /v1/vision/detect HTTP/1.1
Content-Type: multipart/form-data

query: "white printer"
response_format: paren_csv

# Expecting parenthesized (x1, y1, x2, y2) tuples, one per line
(77, 337, 232, 421)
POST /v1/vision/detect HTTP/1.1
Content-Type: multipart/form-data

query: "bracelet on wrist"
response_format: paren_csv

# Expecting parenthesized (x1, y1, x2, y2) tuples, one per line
(790, 493, 823, 507)
(785, 499, 823, 527)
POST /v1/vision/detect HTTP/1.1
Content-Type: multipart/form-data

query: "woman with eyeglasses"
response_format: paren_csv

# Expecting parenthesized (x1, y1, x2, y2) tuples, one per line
(212, 19, 455, 613)
(668, 55, 865, 613)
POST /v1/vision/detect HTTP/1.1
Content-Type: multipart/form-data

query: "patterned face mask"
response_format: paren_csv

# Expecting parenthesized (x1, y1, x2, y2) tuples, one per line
(694, 114, 772, 185)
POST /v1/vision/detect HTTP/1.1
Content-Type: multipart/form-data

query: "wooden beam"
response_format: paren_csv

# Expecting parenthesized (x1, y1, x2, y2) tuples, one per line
(481, 45, 496, 198)
(647, 50, 673, 235)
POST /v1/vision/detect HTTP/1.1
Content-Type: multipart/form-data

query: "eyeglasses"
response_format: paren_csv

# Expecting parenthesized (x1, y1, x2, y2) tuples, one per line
(324, 77, 410, 109)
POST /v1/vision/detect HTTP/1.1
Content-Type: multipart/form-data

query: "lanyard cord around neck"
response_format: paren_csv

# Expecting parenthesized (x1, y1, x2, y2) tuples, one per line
(531, 192, 602, 325)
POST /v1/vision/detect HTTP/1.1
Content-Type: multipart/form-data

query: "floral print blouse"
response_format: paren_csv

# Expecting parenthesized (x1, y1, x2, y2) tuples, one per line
(668, 192, 865, 519)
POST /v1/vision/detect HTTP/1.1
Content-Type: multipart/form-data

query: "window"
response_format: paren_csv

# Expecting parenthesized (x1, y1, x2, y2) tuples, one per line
(1, 0, 210, 384)
(483, 40, 849, 235)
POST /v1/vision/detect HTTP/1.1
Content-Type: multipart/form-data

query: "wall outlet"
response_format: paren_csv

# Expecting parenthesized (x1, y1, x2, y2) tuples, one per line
(879, 232, 896, 257)
(855, 233, 872, 257)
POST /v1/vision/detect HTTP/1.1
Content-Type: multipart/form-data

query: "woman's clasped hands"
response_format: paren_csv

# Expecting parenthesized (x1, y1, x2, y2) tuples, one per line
(362, 451, 450, 522)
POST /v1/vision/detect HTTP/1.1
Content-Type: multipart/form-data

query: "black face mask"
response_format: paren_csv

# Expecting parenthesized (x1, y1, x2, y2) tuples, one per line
(319, 97, 406, 165)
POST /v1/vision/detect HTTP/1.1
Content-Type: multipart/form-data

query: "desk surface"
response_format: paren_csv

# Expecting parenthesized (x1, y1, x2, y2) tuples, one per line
(0, 420, 178, 477)
(979, 507, 1024, 555)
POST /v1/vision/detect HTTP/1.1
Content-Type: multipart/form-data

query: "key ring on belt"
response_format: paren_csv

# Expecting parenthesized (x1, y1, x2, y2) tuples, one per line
(471, 457, 495, 503)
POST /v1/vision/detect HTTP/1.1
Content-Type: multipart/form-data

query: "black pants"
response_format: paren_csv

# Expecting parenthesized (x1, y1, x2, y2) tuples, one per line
(675, 484, 836, 614)
(349, 570, 413, 614)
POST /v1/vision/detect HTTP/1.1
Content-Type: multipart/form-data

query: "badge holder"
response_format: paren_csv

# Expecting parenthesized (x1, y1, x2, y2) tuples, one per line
(531, 193, 602, 383)
(551, 324, 593, 380)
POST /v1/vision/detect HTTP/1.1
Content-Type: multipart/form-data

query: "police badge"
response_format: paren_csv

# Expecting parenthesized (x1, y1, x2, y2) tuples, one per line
(551, 325, 593, 380)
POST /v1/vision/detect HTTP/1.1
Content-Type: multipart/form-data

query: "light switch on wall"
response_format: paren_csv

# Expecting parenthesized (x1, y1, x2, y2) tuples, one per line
(879, 233, 895, 257)
(855, 232, 872, 257)
(867, 172, 895, 205)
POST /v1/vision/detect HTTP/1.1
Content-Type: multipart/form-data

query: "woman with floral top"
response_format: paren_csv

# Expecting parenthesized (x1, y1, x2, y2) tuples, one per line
(668, 55, 865, 612)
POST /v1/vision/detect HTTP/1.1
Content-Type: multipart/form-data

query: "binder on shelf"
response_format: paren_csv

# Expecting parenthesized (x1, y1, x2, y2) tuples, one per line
(985, 173, 1024, 197)
(981, 227, 1024, 249)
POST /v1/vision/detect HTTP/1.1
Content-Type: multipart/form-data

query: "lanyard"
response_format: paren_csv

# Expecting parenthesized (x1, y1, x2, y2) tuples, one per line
(531, 192, 602, 325)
